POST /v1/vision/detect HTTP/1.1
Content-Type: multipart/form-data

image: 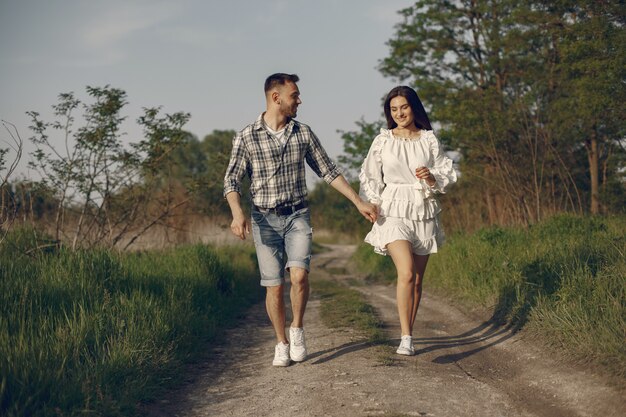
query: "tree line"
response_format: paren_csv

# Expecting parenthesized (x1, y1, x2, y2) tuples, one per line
(0, 86, 241, 249)
(1, 1, 624, 248)
(340, 0, 625, 232)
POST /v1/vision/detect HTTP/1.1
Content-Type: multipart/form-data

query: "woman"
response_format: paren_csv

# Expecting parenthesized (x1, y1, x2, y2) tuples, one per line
(359, 86, 457, 355)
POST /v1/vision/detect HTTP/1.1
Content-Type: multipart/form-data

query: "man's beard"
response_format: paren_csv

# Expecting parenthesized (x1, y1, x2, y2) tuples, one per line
(282, 104, 297, 119)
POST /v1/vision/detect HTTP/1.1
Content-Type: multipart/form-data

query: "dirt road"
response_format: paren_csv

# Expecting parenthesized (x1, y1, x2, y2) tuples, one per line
(147, 244, 625, 417)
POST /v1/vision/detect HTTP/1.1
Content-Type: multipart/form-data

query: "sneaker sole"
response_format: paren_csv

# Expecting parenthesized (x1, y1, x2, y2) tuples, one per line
(396, 348, 415, 356)
(290, 353, 307, 362)
(272, 360, 291, 367)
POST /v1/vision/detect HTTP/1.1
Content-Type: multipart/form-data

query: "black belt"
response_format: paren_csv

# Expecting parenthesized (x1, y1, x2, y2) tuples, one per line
(253, 201, 308, 216)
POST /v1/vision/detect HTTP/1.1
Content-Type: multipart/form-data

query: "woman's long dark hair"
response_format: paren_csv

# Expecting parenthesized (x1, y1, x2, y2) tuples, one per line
(383, 86, 432, 130)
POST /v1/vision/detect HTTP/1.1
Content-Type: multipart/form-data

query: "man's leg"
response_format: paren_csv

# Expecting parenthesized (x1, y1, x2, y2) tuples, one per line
(289, 267, 309, 328)
(250, 209, 291, 366)
(266, 284, 287, 343)
(284, 207, 312, 328)
(284, 207, 312, 362)
(266, 283, 290, 366)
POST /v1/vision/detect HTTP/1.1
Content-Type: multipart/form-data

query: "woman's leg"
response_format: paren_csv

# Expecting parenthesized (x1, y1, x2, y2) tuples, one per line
(409, 254, 429, 330)
(386, 240, 416, 336)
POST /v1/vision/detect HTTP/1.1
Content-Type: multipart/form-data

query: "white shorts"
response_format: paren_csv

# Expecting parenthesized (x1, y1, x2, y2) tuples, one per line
(364, 215, 444, 256)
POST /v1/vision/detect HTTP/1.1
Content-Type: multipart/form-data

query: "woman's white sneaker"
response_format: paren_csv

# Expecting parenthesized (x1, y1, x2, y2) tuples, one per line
(289, 327, 307, 362)
(396, 335, 415, 356)
(272, 342, 291, 367)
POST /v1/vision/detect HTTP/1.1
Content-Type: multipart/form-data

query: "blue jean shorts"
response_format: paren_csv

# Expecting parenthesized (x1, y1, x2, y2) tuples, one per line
(251, 206, 313, 287)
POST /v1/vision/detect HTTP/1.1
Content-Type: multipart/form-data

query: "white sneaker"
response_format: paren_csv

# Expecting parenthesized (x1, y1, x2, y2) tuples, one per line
(289, 327, 307, 362)
(272, 342, 290, 367)
(396, 335, 415, 356)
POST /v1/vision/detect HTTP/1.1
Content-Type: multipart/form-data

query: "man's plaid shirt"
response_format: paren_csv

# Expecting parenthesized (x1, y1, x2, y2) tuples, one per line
(223, 114, 341, 208)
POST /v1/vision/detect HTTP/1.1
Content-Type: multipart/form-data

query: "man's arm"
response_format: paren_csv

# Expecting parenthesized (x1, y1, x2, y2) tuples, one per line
(303, 128, 377, 223)
(223, 132, 251, 240)
(329, 175, 378, 223)
(226, 191, 250, 240)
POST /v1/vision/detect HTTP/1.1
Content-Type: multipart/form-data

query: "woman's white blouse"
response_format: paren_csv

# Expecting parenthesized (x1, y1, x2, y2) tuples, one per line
(359, 128, 457, 221)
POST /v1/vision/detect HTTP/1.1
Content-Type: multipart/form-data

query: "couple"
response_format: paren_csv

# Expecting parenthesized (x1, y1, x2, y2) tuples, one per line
(223, 73, 457, 366)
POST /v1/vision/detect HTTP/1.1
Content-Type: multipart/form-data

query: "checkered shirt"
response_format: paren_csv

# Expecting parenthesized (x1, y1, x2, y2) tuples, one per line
(223, 114, 341, 208)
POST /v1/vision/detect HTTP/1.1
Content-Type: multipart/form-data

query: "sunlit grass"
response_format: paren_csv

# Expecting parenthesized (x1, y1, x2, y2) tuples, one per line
(352, 214, 626, 378)
(0, 231, 262, 416)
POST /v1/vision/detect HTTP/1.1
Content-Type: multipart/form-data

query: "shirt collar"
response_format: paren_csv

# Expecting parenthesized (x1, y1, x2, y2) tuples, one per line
(254, 113, 296, 132)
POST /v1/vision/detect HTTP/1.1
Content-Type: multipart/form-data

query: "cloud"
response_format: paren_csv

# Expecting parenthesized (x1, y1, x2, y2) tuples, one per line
(163, 26, 242, 49)
(72, 1, 181, 65)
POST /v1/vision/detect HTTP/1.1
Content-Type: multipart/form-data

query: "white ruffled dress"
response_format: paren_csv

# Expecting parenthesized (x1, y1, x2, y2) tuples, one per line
(359, 129, 457, 255)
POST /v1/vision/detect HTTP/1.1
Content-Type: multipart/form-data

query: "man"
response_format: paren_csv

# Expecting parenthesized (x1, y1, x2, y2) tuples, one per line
(223, 73, 378, 367)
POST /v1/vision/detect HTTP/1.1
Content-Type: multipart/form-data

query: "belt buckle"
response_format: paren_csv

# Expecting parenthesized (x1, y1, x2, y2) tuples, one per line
(276, 205, 293, 216)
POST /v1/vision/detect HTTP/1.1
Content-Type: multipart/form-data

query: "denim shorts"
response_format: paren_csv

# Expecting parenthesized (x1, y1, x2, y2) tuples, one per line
(251, 206, 313, 287)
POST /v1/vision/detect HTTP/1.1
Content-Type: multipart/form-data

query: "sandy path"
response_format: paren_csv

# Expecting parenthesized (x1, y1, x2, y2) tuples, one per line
(145, 244, 625, 417)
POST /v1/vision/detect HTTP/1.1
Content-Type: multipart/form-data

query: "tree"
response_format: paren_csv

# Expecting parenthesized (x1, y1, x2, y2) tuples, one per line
(373, 0, 624, 228)
(27, 85, 191, 249)
(545, 0, 626, 214)
(337, 119, 385, 180)
(193, 130, 241, 217)
(0, 121, 23, 243)
(308, 179, 372, 239)
(154, 129, 246, 219)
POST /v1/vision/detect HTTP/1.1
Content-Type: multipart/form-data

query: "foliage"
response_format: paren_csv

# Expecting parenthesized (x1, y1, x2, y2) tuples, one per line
(154, 128, 252, 219)
(337, 119, 385, 180)
(339, 0, 625, 232)
(198, 130, 250, 216)
(26, 86, 191, 249)
(0, 121, 23, 244)
(351, 241, 395, 282)
(546, 0, 626, 214)
(308, 180, 372, 240)
(352, 214, 626, 377)
(0, 229, 261, 416)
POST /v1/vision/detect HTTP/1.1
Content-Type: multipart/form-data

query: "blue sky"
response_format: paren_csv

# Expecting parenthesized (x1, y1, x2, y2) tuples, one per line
(1, 0, 415, 180)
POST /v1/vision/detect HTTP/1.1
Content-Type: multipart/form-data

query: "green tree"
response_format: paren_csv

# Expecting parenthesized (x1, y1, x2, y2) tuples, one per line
(372, 0, 625, 228)
(197, 129, 244, 216)
(151, 129, 250, 219)
(337, 119, 385, 180)
(27, 85, 191, 249)
(308, 180, 371, 239)
(545, 0, 626, 214)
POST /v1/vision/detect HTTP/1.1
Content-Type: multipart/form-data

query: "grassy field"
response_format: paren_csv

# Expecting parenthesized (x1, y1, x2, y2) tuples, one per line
(352, 214, 626, 378)
(0, 229, 262, 416)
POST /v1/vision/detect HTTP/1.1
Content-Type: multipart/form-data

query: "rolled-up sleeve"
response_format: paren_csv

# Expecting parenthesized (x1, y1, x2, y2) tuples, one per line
(223, 133, 249, 197)
(305, 130, 341, 184)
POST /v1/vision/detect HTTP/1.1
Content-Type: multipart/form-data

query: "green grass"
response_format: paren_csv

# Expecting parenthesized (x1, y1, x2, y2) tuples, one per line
(0, 229, 263, 416)
(313, 279, 384, 343)
(352, 214, 626, 378)
(351, 241, 396, 283)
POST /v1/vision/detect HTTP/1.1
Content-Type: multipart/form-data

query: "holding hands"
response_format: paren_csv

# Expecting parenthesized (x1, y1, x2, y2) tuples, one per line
(357, 200, 379, 223)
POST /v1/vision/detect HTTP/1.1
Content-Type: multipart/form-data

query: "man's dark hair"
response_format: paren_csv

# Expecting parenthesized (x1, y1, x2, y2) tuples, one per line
(264, 73, 300, 93)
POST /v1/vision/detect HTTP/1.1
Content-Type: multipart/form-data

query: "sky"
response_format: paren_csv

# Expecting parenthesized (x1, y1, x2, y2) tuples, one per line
(0, 0, 415, 183)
